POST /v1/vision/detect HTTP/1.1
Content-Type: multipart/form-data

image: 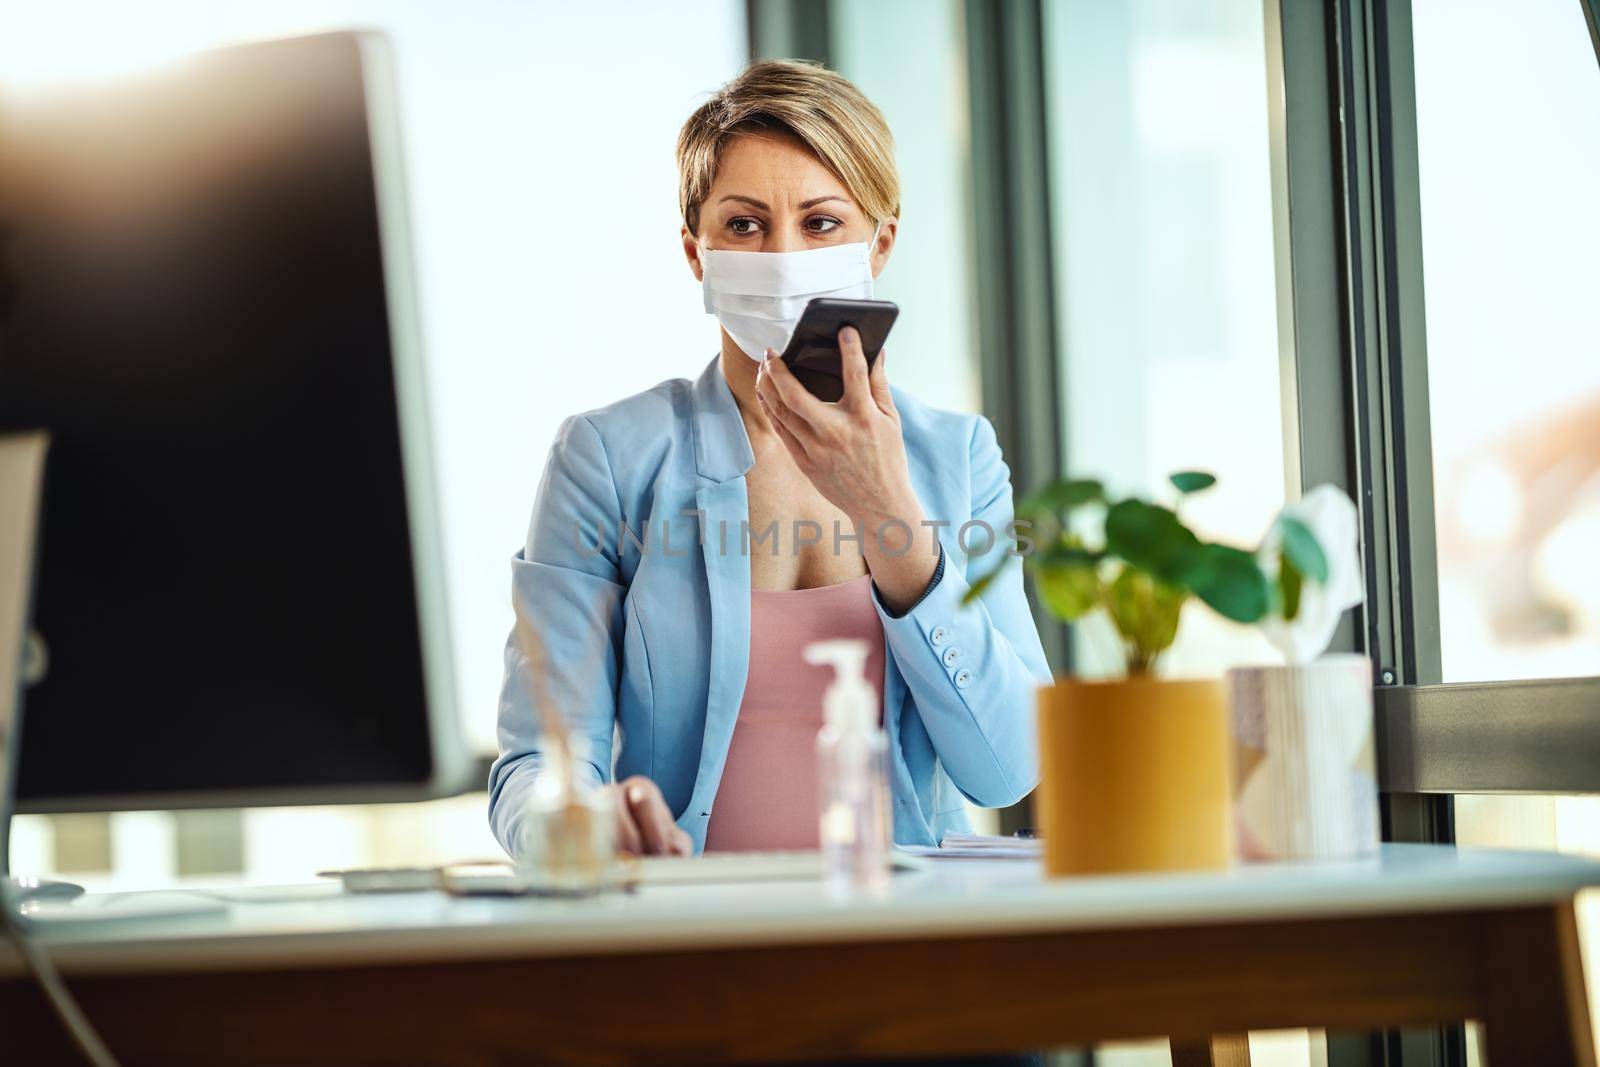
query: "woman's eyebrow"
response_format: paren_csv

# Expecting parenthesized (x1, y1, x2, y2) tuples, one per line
(716, 194, 849, 211)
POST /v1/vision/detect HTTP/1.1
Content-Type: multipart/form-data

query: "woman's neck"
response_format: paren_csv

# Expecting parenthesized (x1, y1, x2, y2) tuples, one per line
(718, 332, 777, 439)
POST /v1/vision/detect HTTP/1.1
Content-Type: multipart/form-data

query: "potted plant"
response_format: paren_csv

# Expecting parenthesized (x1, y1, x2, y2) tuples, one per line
(967, 472, 1361, 875)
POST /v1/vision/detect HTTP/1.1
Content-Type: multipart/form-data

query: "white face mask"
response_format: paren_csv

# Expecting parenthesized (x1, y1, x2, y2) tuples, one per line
(699, 225, 879, 361)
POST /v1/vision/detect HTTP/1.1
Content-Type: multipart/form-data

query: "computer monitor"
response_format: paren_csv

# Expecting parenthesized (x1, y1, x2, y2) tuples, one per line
(0, 32, 469, 812)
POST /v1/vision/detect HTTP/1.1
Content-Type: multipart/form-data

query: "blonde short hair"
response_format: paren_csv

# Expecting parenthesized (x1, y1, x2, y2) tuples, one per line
(676, 59, 900, 236)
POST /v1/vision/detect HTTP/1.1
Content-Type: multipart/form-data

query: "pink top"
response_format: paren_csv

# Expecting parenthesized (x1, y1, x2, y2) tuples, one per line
(703, 573, 886, 852)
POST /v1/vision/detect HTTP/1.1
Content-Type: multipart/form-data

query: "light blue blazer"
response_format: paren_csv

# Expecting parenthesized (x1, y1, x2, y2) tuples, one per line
(488, 357, 1052, 857)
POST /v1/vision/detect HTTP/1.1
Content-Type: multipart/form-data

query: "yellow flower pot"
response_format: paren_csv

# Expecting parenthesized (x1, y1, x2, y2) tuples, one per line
(1035, 676, 1234, 875)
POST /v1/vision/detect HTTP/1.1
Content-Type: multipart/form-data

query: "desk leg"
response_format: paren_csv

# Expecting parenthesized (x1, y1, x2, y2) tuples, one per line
(1482, 902, 1596, 1067)
(1169, 1034, 1251, 1067)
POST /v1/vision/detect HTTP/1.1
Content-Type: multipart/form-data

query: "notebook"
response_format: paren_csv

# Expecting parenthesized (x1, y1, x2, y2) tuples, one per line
(897, 832, 1042, 860)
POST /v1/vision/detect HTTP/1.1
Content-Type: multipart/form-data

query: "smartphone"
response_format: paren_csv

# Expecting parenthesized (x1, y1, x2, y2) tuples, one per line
(779, 297, 899, 402)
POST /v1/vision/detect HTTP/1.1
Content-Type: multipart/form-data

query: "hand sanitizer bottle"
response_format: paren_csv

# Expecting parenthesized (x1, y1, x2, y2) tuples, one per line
(806, 638, 890, 896)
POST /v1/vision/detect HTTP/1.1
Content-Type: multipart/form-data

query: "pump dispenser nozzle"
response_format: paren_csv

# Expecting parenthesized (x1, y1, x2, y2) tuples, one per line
(804, 639, 875, 730)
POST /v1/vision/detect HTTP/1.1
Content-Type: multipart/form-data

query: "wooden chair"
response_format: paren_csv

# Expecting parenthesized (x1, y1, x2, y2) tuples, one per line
(1170, 1034, 1252, 1067)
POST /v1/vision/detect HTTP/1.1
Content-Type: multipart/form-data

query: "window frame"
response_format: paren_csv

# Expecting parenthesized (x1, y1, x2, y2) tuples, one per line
(1270, 0, 1600, 802)
(1269, 3, 1456, 1061)
(1272, 0, 1600, 1063)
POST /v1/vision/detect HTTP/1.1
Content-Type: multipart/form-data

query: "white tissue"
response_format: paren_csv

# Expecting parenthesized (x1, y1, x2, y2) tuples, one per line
(1259, 485, 1365, 664)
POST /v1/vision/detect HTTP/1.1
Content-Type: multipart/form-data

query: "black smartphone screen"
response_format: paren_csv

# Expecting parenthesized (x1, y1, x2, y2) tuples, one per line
(779, 297, 899, 402)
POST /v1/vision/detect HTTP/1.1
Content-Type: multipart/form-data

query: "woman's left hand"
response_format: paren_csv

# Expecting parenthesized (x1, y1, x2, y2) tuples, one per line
(754, 328, 939, 612)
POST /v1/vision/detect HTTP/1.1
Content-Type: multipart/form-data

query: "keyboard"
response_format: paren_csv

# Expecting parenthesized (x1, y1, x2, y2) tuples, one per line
(17, 890, 230, 924)
(321, 851, 929, 897)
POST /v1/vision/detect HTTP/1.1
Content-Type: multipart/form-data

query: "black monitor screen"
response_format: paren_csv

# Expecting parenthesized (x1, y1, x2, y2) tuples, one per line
(0, 34, 448, 809)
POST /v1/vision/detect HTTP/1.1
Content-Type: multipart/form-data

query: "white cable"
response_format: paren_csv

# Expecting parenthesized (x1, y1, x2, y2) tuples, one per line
(0, 907, 120, 1067)
(2, 788, 122, 1065)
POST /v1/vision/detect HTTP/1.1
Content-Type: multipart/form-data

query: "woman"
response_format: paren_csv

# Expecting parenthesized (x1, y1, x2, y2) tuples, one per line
(489, 60, 1050, 860)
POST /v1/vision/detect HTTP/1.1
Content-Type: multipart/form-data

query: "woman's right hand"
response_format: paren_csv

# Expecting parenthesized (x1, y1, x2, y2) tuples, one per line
(607, 775, 693, 856)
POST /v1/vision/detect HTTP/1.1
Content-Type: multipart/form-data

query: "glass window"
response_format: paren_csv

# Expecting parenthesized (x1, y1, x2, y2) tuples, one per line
(1043, 0, 1287, 681)
(1413, 0, 1600, 685)
(1413, 2, 1600, 1060)
(832, 0, 981, 414)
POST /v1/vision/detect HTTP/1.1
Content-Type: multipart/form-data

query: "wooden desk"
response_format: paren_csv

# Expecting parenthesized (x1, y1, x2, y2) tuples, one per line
(3, 844, 1596, 1066)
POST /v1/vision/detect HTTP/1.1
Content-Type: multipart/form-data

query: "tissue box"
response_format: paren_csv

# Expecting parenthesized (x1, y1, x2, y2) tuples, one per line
(1228, 654, 1380, 862)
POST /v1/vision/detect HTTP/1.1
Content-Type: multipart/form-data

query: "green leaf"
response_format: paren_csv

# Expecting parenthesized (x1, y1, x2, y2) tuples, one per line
(961, 563, 1004, 605)
(1277, 554, 1304, 622)
(1038, 540, 1100, 567)
(1018, 478, 1105, 517)
(1186, 544, 1271, 623)
(1036, 561, 1101, 621)
(1169, 470, 1218, 495)
(1103, 499, 1202, 586)
(1105, 566, 1184, 670)
(1277, 515, 1330, 584)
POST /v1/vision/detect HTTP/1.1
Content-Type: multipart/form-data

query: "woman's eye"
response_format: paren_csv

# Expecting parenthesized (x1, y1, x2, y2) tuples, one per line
(805, 216, 843, 234)
(728, 217, 762, 236)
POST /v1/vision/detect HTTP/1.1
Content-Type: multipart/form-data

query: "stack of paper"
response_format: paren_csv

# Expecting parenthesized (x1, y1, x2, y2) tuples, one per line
(898, 832, 1041, 860)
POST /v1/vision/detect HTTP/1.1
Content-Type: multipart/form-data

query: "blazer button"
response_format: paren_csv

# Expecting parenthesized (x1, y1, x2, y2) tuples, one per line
(942, 646, 962, 668)
(954, 668, 973, 689)
(929, 626, 949, 648)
